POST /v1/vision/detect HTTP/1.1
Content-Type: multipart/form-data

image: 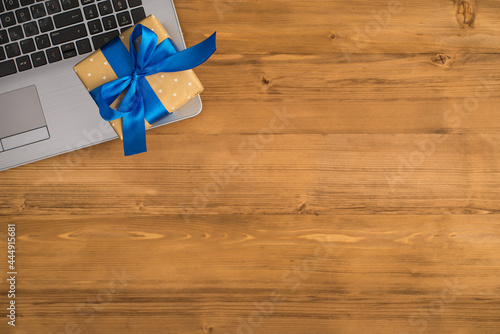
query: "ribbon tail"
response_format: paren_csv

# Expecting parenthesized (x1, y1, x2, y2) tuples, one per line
(148, 32, 217, 73)
(138, 76, 170, 125)
(122, 99, 147, 156)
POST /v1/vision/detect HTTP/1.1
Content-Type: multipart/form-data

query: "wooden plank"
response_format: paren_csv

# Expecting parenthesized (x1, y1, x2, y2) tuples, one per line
(177, 0, 500, 55)
(1, 133, 500, 217)
(186, 53, 500, 134)
(0, 214, 499, 333)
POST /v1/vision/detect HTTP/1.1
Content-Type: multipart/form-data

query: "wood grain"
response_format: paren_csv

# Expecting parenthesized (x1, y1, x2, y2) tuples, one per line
(1, 0, 500, 333)
(179, 0, 500, 54)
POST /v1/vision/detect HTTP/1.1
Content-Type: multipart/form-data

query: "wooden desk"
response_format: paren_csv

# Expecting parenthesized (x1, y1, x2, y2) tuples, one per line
(1, 0, 500, 333)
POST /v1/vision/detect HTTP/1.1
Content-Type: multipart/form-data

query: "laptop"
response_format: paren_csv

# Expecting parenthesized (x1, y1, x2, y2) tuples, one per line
(0, 0, 202, 171)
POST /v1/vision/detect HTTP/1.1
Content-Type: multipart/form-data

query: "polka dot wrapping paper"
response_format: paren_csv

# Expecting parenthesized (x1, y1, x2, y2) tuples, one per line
(73, 15, 204, 140)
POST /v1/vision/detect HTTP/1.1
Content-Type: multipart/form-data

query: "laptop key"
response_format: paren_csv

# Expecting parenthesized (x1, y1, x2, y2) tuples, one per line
(45, 0, 61, 14)
(30, 3, 46, 19)
(50, 23, 87, 45)
(91, 30, 118, 50)
(63, 49, 77, 58)
(117, 11, 131, 26)
(54, 8, 83, 28)
(61, 0, 79, 10)
(83, 4, 98, 19)
(112, 0, 127, 12)
(87, 19, 102, 34)
(0, 60, 17, 77)
(127, 0, 141, 8)
(76, 38, 91, 54)
(46, 46, 61, 63)
(15, 8, 31, 23)
(31, 50, 46, 67)
(102, 15, 117, 31)
(38, 17, 54, 33)
(35, 34, 49, 49)
(0, 30, 8, 45)
(23, 21, 39, 37)
(20, 38, 35, 53)
(0, 46, 5, 60)
(8, 26, 23, 41)
(61, 42, 74, 52)
(98, 1, 112, 15)
(20, 0, 35, 5)
(5, 42, 20, 57)
(16, 55, 31, 71)
(131, 7, 145, 24)
(5, 0, 20, 11)
(0, 12, 16, 27)
(0, 0, 4, 12)
(81, 0, 94, 4)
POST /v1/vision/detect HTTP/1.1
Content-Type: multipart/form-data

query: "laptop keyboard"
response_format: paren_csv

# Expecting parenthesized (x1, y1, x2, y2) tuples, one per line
(0, 0, 146, 78)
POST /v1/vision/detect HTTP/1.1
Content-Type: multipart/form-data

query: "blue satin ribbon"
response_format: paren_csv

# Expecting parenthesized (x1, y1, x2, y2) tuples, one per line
(89, 24, 216, 156)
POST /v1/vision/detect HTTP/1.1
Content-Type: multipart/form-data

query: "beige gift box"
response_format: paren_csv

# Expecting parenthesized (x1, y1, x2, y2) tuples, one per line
(73, 15, 204, 139)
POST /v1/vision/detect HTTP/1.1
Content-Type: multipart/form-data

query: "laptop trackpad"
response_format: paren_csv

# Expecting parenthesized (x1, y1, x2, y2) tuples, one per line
(0, 85, 50, 152)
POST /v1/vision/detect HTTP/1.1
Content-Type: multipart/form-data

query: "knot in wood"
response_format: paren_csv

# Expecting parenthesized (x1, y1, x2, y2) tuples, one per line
(457, 0, 476, 27)
(432, 54, 449, 66)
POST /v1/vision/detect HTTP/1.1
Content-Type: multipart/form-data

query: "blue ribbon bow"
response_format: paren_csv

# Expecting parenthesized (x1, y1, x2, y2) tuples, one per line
(89, 24, 216, 156)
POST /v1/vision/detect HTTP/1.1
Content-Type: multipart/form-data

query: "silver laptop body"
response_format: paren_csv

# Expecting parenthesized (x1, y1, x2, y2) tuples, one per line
(0, 0, 201, 171)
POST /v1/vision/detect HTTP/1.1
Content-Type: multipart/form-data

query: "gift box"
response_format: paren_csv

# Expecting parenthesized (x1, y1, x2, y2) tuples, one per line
(73, 15, 216, 155)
